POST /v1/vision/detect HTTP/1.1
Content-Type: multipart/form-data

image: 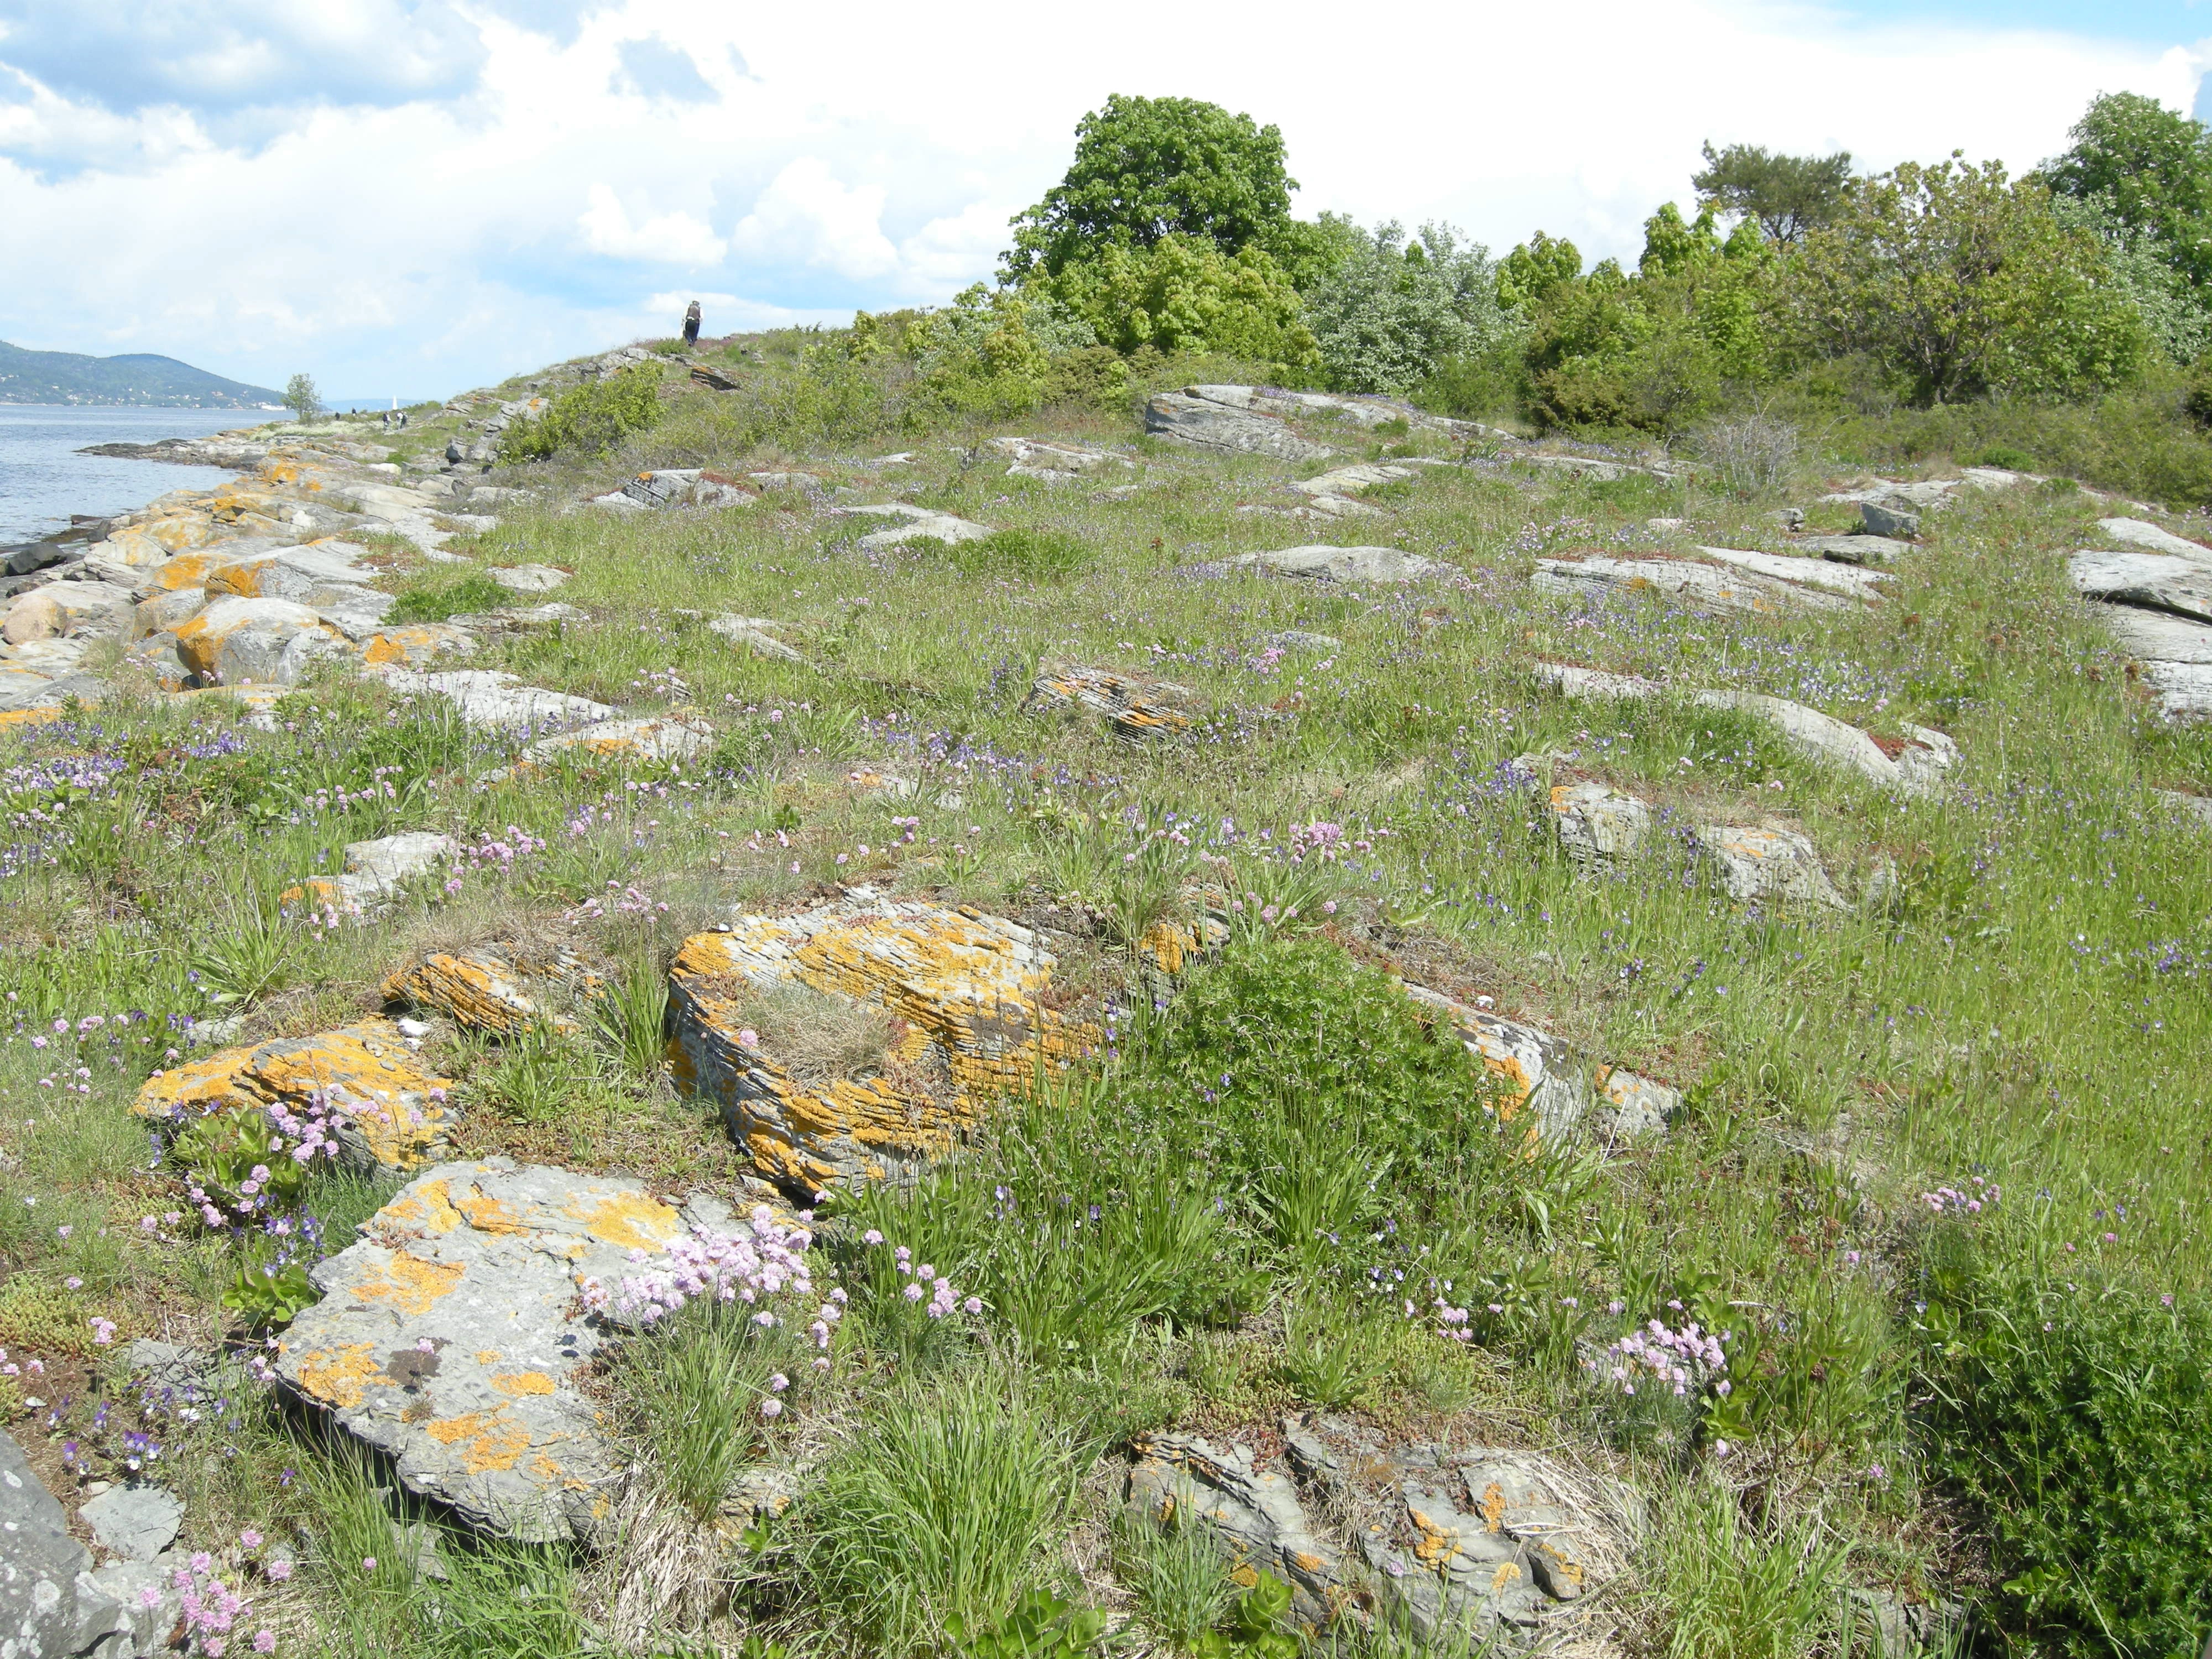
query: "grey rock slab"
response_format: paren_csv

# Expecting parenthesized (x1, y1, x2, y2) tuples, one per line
(1533, 556, 1849, 615)
(1532, 661, 1663, 700)
(1265, 629, 1341, 654)
(708, 614, 804, 662)
(1291, 463, 1416, 498)
(1799, 534, 1911, 566)
(1697, 823, 1846, 908)
(1693, 545, 1891, 601)
(2141, 659, 2212, 723)
(85, 1557, 180, 1657)
(1225, 545, 1454, 583)
(2103, 606, 2212, 665)
(1126, 1435, 1342, 1624)
(1692, 691, 1958, 796)
(0, 671, 105, 714)
(1402, 982, 1676, 1143)
(1510, 452, 1668, 482)
(1, 1425, 135, 1659)
(381, 669, 616, 733)
(985, 437, 1129, 477)
(1143, 392, 1333, 462)
(445, 603, 583, 634)
(77, 1485, 181, 1563)
(2068, 550, 2212, 625)
(275, 1158, 772, 1543)
(343, 832, 457, 901)
(487, 565, 568, 594)
(2156, 788, 2212, 827)
(855, 513, 992, 550)
(2095, 518, 2212, 565)
(524, 716, 714, 764)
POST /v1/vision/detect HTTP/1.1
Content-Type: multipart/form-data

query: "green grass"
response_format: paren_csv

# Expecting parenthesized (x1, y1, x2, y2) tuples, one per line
(384, 568, 511, 623)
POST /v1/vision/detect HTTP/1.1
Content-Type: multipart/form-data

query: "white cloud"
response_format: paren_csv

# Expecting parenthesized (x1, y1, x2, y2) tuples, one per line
(0, 0, 2200, 398)
(579, 182, 726, 264)
(728, 156, 898, 280)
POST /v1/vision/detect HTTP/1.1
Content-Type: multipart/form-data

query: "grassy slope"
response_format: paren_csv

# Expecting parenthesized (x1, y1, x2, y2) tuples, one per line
(0, 367, 2206, 1657)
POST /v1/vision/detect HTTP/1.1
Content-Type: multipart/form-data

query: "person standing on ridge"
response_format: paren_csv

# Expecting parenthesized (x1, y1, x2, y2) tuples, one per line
(682, 300, 702, 347)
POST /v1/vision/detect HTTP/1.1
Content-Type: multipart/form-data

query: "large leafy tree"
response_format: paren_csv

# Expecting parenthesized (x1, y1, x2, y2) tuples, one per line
(1693, 142, 1854, 245)
(1003, 95, 1298, 282)
(1783, 158, 2148, 404)
(2047, 91, 2212, 288)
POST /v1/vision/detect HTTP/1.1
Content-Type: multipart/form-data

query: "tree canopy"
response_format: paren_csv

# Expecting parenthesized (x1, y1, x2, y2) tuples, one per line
(2047, 91, 2212, 288)
(1002, 95, 1298, 281)
(1693, 142, 1854, 245)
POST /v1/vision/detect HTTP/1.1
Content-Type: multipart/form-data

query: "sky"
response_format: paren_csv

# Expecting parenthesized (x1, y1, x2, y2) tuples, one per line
(0, 0, 2204, 401)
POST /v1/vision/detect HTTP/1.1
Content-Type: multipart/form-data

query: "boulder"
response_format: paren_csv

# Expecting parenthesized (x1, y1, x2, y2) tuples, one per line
(1548, 781, 1651, 866)
(1401, 984, 1677, 1144)
(1291, 463, 1415, 499)
(1799, 534, 1911, 567)
(1695, 824, 1845, 908)
(1859, 500, 1919, 539)
(285, 832, 456, 915)
(3, 582, 137, 644)
(1224, 545, 1454, 585)
(382, 943, 601, 1036)
(1266, 630, 1342, 654)
(0, 1425, 137, 1659)
(274, 1160, 780, 1543)
(201, 544, 372, 604)
(524, 716, 713, 764)
(2067, 550, 2212, 625)
(77, 1484, 182, 1563)
(986, 437, 1130, 479)
(168, 596, 344, 685)
(133, 1019, 456, 1176)
(1021, 660, 1196, 740)
(447, 603, 584, 635)
(380, 669, 615, 733)
(1692, 546, 1891, 602)
(1510, 452, 1666, 482)
(669, 891, 1094, 1194)
(851, 507, 993, 550)
(2094, 518, 2212, 566)
(488, 565, 570, 594)
(1533, 556, 1849, 616)
(1144, 392, 1333, 462)
(2156, 788, 2212, 828)
(131, 588, 204, 638)
(1531, 661, 1663, 701)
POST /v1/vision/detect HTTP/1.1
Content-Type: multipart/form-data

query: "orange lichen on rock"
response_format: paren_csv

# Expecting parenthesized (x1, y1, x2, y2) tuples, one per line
(668, 893, 1099, 1192)
(353, 1251, 467, 1317)
(380, 944, 598, 1035)
(133, 1018, 455, 1173)
(1021, 659, 1196, 740)
(291, 1343, 384, 1410)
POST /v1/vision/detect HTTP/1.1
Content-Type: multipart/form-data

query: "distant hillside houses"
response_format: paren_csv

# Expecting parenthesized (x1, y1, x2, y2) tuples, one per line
(0, 339, 283, 408)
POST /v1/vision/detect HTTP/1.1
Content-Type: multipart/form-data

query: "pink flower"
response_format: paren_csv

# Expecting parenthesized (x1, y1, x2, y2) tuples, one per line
(254, 1633, 276, 1653)
(903, 1282, 924, 1302)
(240, 1530, 263, 1550)
(361, 1558, 377, 1573)
(760, 1397, 783, 1419)
(265, 1563, 293, 1583)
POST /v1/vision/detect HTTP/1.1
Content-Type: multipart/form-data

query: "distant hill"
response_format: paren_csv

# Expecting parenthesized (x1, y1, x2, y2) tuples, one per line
(0, 340, 283, 408)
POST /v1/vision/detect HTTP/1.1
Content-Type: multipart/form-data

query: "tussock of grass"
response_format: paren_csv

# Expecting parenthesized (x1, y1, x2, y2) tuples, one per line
(722, 979, 895, 1086)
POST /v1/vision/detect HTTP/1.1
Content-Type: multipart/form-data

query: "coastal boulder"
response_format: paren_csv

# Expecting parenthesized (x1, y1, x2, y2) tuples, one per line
(1145, 391, 1333, 462)
(0, 1425, 138, 1659)
(169, 596, 346, 685)
(382, 943, 601, 1036)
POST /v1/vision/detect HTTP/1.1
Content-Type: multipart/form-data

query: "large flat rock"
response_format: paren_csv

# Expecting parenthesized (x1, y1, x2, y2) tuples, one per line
(275, 1160, 775, 1543)
(1021, 660, 1196, 740)
(2095, 518, 2212, 566)
(1691, 691, 1958, 796)
(1225, 545, 1453, 584)
(2103, 606, 2212, 665)
(1145, 392, 1333, 462)
(1693, 545, 1890, 601)
(1533, 556, 1850, 616)
(2068, 550, 2212, 625)
(0, 1425, 137, 1659)
(380, 669, 616, 732)
(670, 892, 1093, 1195)
(1401, 983, 1677, 1145)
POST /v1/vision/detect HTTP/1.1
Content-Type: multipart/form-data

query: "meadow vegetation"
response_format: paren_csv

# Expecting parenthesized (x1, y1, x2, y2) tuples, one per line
(4, 87, 2211, 1659)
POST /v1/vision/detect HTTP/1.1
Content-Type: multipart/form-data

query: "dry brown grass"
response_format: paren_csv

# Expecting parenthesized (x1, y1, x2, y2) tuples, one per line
(725, 979, 896, 1086)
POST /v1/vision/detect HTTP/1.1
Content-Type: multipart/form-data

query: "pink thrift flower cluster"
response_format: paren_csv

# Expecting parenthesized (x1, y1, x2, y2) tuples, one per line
(171, 1555, 256, 1656)
(1592, 1317, 1729, 1398)
(1921, 1175, 1999, 1215)
(599, 1208, 844, 1353)
(871, 1235, 981, 1319)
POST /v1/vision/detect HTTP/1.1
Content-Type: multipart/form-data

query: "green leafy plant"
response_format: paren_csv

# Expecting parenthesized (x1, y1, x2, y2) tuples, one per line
(500, 365, 664, 461)
(173, 1105, 313, 1218)
(943, 1588, 1103, 1659)
(1114, 1509, 1235, 1650)
(189, 898, 298, 1006)
(588, 951, 671, 1084)
(948, 529, 1091, 580)
(385, 569, 510, 624)
(223, 1255, 318, 1328)
(1191, 1572, 1299, 1659)
(1648, 1489, 1849, 1659)
(1273, 1305, 1381, 1407)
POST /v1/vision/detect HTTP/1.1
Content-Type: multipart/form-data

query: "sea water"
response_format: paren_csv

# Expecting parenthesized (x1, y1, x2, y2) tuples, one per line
(0, 405, 249, 546)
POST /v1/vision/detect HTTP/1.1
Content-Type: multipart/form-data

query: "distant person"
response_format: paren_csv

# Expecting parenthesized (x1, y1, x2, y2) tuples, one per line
(682, 300, 702, 347)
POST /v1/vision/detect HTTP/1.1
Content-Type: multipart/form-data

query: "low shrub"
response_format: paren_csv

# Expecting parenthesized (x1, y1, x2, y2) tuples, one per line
(499, 366, 664, 461)
(384, 569, 509, 624)
(1914, 1225, 2212, 1655)
(946, 528, 1091, 580)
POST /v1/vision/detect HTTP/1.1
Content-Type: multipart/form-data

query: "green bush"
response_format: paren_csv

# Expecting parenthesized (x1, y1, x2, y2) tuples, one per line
(1302, 221, 1507, 395)
(499, 365, 664, 462)
(1034, 234, 1318, 373)
(1915, 1232, 2212, 1655)
(946, 528, 1090, 580)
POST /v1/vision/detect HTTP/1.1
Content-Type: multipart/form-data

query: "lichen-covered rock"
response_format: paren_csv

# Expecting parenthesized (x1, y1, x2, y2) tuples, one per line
(2095, 517, 2212, 566)
(849, 505, 994, 550)
(379, 669, 615, 732)
(669, 891, 1093, 1194)
(487, 564, 569, 594)
(1692, 545, 1891, 601)
(3, 582, 138, 645)
(1531, 660, 1662, 701)
(358, 624, 476, 669)
(1695, 823, 1846, 909)
(987, 437, 1130, 479)
(1021, 660, 1195, 741)
(282, 831, 455, 916)
(1799, 533, 1910, 566)
(2068, 549, 2212, 626)
(524, 715, 712, 764)
(1126, 1434, 1346, 1627)
(382, 943, 601, 1036)
(1402, 983, 1677, 1143)
(273, 1159, 716, 1543)
(168, 596, 345, 685)
(1547, 781, 1650, 865)
(1691, 691, 1958, 796)
(708, 614, 804, 662)
(133, 1019, 455, 1174)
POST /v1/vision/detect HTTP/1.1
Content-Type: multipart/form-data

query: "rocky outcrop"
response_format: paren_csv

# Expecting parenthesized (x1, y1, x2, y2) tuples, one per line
(382, 943, 601, 1036)
(0, 1425, 144, 1659)
(379, 669, 615, 733)
(281, 830, 455, 916)
(2068, 544, 2212, 723)
(1533, 554, 1854, 615)
(2068, 550, 2212, 625)
(986, 437, 1132, 481)
(1145, 391, 1334, 462)
(1401, 983, 1677, 1144)
(134, 1019, 456, 1175)
(847, 504, 993, 550)
(524, 714, 713, 765)
(1696, 823, 1846, 909)
(669, 891, 1093, 1195)
(2094, 518, 2212, 565)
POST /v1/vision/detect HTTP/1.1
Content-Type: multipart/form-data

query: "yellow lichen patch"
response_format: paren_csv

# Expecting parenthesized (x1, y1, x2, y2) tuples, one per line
(1490, 1561, 1523, 1593)
(294, 1343, 383, 1410)
(425, 1410, 534, 1474)
(1229, 1562, 1260, 1590)
(572, 1188, 682, 1251)
(1535, 1543, 1584, 1590)
(152, 548, 236, 592)
(382, 951, 540, 1035)
(475, 1350, 503, 1365)
(448, 1188, 533, 1235)
(0, 707, 64, 731)
(132, 1046, 258, 1120)
(377, 1178, 465, 1237)
(278, 877, 346, 909)
(492, 1371, 557, 1397)
(1477, 1480, 1507, 1532)
(1408, 1504, 1457, 1568)
(353, 1251, 466, 1317)
(360, 625, 470, 669)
